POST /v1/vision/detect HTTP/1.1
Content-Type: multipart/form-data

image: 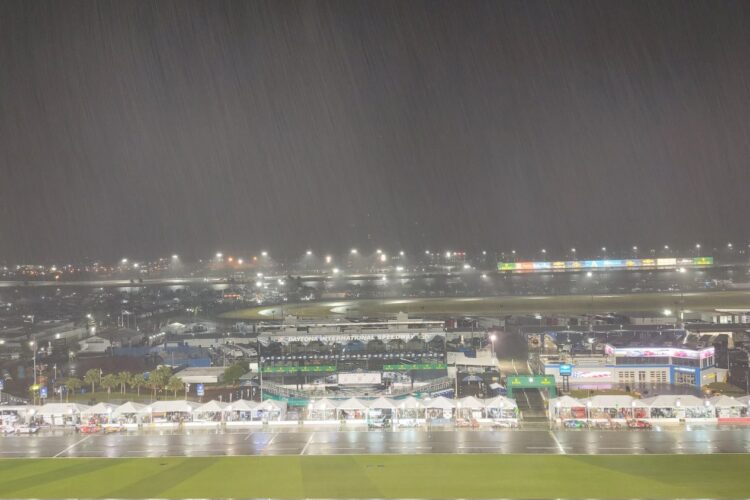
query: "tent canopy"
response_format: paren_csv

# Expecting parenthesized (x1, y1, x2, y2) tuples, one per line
(368, 397, 396, 410)
(709, 395, 746, 408)
(484, 395, 518, 409)
(579, 395, 638, 408)
(310, 398, 338, 411)
(113, 402, 145, 416)
(423, 396, 455, 410)
(257, 399, 286, 412)
(81, 402, 117, 416)
(145, 400, 201, 413)
(36, 403, 90, 416)
(227, 399, 257, 412)
(395, 396, 422, 410)
(550, 396, 585, 409)
(458, 396, 485, 410)
(641, 395, 705, 408)
(336, 398, 369, 411)
(196, 400, 230, 413)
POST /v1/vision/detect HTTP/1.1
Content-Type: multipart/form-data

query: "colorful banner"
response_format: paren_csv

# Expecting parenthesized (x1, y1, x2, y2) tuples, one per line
(262, 365, 336, 374)
(383, 363, 447, 371)
(498, 256, 714, 272)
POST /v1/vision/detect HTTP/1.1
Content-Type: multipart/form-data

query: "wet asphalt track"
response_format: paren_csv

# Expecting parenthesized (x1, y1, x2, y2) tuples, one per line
(2, 426, 750, 458)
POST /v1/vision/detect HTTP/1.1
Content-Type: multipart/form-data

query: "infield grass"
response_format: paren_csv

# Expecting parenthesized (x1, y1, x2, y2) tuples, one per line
(1, 454, 749, 498)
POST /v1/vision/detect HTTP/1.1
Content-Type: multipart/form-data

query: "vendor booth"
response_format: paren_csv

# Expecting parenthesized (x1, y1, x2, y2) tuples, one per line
(484, 395, 518, 420)
(112, 402, 146, 426)
(35, 403, 89, 426)
(335, 398, 369, 422)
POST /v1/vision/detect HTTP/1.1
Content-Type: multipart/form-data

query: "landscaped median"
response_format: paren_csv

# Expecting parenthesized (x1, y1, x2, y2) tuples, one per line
(1, 454, 749, 498)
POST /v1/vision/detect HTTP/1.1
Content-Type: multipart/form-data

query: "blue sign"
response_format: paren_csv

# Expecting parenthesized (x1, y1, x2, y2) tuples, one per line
(39, 386, 48, 399)
(196, 383, 205, 397)
(0, 379, 4, 390)
(559, 364, 573, 376)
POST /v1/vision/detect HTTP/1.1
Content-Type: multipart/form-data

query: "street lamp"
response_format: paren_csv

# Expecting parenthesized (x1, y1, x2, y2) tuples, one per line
(261, 251, 268, 257)
(171, 254, 179, 260)
(350, 248, 358, 255)
(306, 250, 312, 256)
(325, 255, 332, 264)
(29, 341, 37, 386)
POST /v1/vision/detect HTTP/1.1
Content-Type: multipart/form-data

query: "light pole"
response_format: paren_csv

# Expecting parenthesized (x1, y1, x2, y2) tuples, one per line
(489, 334, 497, 360)
(29, 341, 37, 386)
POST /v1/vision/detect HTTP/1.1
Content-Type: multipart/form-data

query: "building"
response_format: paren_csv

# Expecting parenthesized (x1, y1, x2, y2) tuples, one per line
(545, 340, 726, 389)
(257, 313, 450, 398)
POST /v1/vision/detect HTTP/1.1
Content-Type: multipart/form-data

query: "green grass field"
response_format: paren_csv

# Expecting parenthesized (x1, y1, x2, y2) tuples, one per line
(220, 290, 750, 319)
(1, 454, 749, 498)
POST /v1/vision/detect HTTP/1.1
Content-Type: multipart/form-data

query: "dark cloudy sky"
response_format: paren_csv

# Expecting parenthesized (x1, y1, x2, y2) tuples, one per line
(1, 0, 749, 263)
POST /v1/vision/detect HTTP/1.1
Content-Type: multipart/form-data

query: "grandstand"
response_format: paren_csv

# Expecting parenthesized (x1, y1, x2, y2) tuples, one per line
(257, 313, 450, 399)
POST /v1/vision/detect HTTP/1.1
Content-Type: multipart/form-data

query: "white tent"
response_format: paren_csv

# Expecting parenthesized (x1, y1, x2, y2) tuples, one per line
(423, 396, 456, 410)
(36, 403, 90, 416)
(709, 395, 746, 408)
(257, 399, 286, 412)
(484, 395, 518, 410)
(196, 400, 230, 413)
(395, 396, 422, 410)
(144, 400, 201, 414)
(458, 396, 485, 410)
(336, 397, 369, 411)
(579, 395, 639, 408)
(227, 399, 257, 412)
(113, 401, 146, 416)
(368, 397, 396, 410)
(737, 395, 750, 405)
(310, 398, 339, 411)
(549, 396, 584, 408)
(81, 402, 117, 417)
(641, 395, 705, 408)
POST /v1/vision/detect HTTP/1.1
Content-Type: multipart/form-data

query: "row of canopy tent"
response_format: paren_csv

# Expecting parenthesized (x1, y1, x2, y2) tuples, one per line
(549, 394, 750, 420)
(1, 395, 519, 426)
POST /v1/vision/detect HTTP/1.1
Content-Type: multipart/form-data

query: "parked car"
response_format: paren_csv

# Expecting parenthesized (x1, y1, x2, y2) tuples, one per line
(627, 419, 652, 430)
(491, 420, 518, 429)
(563, 419, 588, 429)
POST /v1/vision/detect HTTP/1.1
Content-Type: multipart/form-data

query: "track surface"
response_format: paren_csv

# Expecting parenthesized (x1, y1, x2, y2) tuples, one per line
(222, 290, 750, 319)
(2, 427, 750, 458)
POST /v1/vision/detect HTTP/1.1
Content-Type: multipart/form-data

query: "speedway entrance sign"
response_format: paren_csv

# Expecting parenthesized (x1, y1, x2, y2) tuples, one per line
(506, 375, 557, 397)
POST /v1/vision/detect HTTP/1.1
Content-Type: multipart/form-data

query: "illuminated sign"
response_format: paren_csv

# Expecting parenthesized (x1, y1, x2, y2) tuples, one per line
(383, 363, 447, 371)
(497, 256, 714, 272)
(262, 365, 336, 374)
(572, 370, 612, 380)
(610, 346, 714, 360)
(559, 364, 573, 376)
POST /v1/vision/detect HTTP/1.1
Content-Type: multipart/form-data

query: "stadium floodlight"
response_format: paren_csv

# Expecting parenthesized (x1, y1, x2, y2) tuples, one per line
(601, 246, 606, 252)
(663, 309, 672, 316)
(216, 252, 223, 259)
(121, 258, 128, 264)
(332, 267, 340, 274)
(571, 248, 576, 253)
(350, 248, 358, 255)
(380, 253, 387, 263)
(171, 254, 179, 260)
(695, 243, 701, 249)
(261, 251, 268, 257)
(400, 250, 405, 256)
(237, 259, 243, 265)
(306, 250, 312, 256)
(481, 273, 487, 279)
(541, 248, 546, 254)
(728, 242, 733, 248)
(376, 249, 382, 254)
(325, 255, 332, 264)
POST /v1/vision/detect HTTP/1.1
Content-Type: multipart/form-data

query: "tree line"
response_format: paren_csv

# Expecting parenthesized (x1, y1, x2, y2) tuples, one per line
(63, 366, 185, 401)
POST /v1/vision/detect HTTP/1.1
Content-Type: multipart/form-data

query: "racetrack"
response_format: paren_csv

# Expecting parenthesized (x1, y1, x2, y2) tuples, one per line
(221, 290, 750, 319)
(3, 427, 750, 458)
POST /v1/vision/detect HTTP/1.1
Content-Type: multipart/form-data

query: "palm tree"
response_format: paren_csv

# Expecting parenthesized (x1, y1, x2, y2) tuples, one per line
(83, 369, 101, 394)
(130, 373, 146, 397)
(167, 376, 184, 398)
(100, 374, 118, 399)
(117, 371, 131, 394)
(65, 377, 82, 402)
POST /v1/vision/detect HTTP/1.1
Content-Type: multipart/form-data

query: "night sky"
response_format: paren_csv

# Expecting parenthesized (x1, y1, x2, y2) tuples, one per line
(2, 0, 749, 263)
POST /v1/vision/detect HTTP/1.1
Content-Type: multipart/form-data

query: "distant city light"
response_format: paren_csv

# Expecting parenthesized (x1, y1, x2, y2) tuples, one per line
(350, 248, 358, 255)
(261, 251, 268, 257)
(306, 250, 312, 256)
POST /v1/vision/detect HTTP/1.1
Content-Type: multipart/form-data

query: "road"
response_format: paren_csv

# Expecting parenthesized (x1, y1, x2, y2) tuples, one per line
(2, 427, 750, 458)
(222, 290, 750, 319)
